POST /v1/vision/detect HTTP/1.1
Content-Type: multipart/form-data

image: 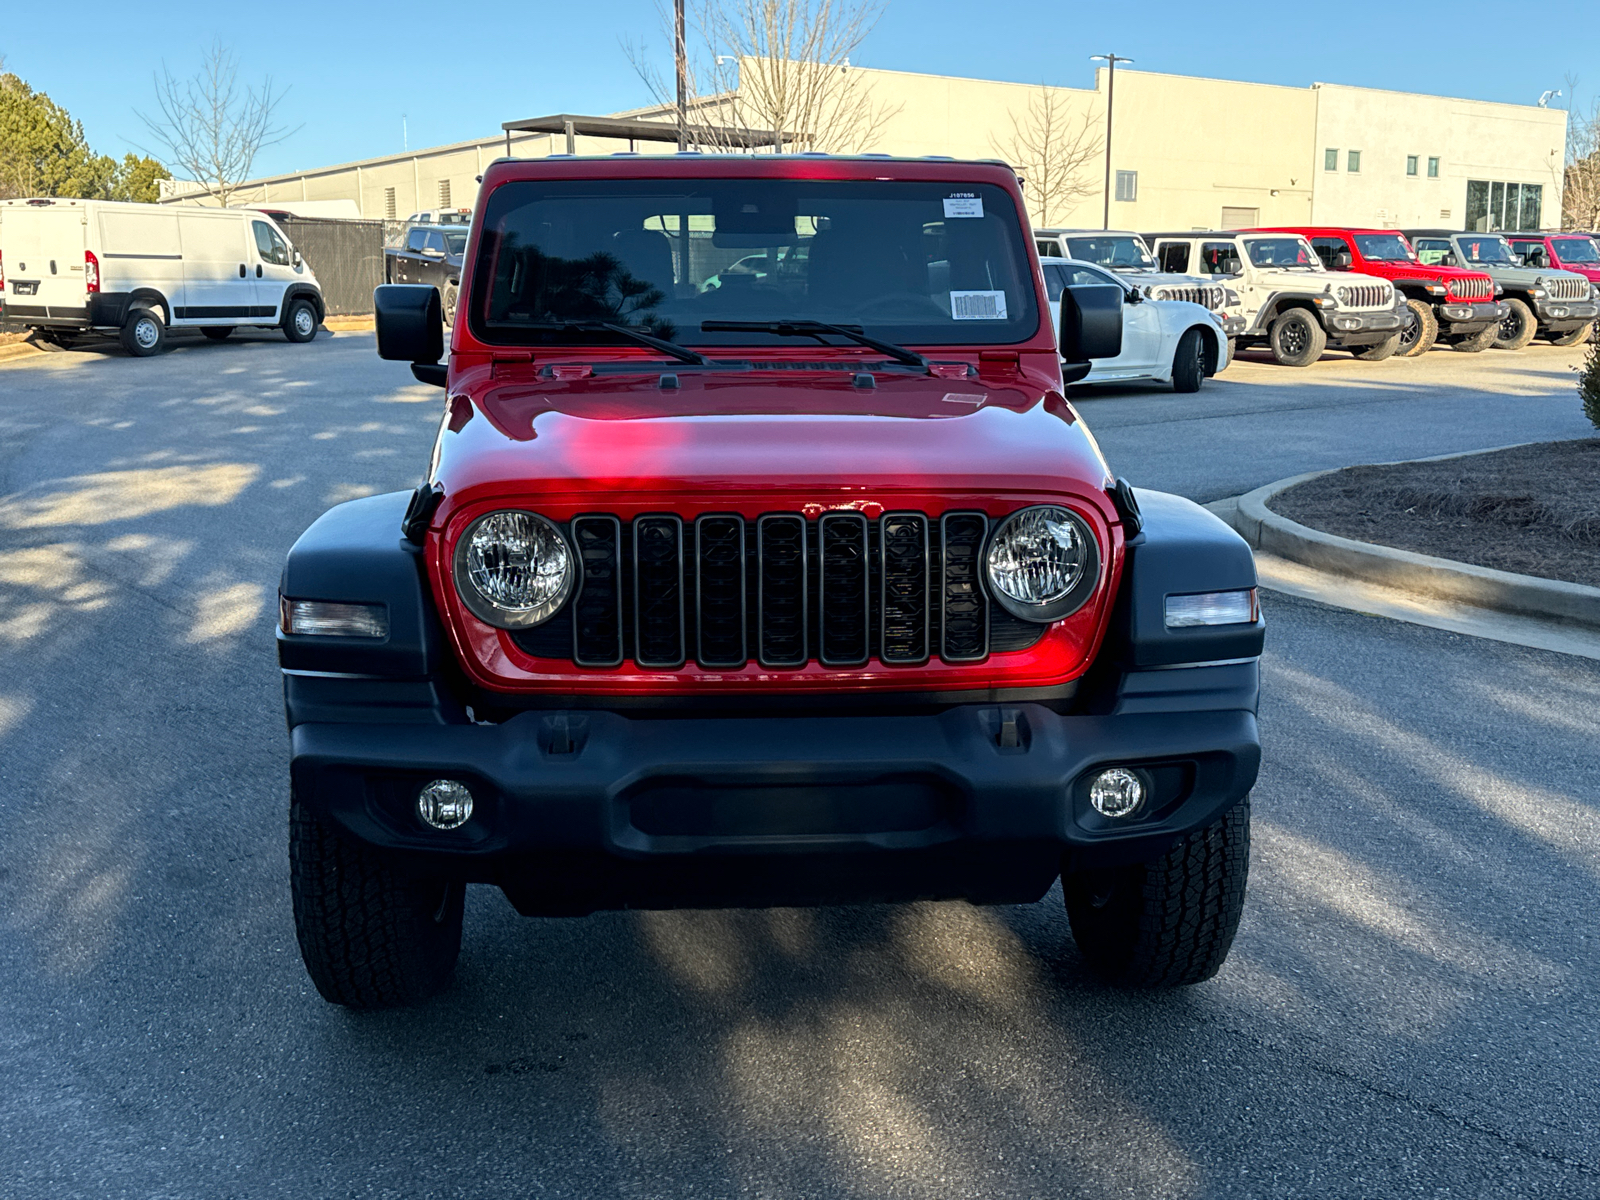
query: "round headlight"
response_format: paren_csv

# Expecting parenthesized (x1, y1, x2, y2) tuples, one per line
(1336, 286, 1352, 304)
(1152, 287, 1169, 301)
(984, 505, 1100, 623)
(452, 509, 574, 629)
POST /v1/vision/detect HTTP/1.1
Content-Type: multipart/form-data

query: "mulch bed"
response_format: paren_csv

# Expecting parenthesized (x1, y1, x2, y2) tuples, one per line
(1269, 439, 1600, 588)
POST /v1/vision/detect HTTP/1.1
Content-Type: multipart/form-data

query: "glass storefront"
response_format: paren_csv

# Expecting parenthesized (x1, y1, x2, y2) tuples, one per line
(1466, 181, 1544, 232)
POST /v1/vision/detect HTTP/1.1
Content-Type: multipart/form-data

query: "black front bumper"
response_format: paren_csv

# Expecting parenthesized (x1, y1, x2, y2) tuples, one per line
(1325, 306, 1404, 346)
(1535, 297, 1599, 330)
(288, 662, 1260, 914)
(1438, 299, 1503, 333)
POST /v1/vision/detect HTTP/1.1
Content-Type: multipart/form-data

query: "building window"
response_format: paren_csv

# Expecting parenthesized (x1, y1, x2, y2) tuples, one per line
(1324, 148, 1338, 171)
(1466, 181, 1543, 231)
(1428, 157, 1440, 179)
(1114, 170, 1137, 202)
(438, 179, 452, 209)
(1347, 150, 1361, 173)
(1406, 155, 1419, 177)
(384, 187, 396, 220)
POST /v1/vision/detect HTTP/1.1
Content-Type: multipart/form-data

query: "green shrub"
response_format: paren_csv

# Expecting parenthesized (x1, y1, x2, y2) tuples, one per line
(1582, 339, 1600, 431)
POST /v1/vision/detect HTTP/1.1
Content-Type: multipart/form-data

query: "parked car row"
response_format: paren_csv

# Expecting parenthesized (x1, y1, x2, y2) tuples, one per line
(1035, 225, 1599, 372)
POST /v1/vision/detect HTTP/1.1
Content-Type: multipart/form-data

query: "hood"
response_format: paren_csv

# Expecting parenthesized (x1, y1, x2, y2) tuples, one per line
(1253, 267, 1388, 293)
(1122, 270, 1217, 288)
(431, 364, 1115, 511)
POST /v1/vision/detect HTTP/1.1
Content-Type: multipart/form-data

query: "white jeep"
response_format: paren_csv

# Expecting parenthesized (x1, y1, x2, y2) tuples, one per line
(1144, 231, 1406, 366)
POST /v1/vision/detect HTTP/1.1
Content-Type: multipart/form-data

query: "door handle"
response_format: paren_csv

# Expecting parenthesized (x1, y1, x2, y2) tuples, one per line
(239, 264, 246, 277)
(256, 265, 263, 278)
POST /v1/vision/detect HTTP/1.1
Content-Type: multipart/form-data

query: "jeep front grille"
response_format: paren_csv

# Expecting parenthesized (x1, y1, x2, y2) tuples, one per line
(1545, 276, 1589, 301)
(1449, 276, 1491, 301)
(1339, 284, 1390, 309)
(1154, 284, 1225, 310)
(514, 511, 1048, 669)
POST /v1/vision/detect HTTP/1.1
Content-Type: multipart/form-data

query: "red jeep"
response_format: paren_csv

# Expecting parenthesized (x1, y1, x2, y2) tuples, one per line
(278, 155, 1263, 1007)
(1255, 226, 1502, 356)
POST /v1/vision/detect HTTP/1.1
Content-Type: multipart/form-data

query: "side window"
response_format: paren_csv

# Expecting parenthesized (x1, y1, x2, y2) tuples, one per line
(1199, 242, 1241, 275)
(1036, 239, 1059, 259)
(1513, 240, 1547, 267)
(1157, 242, 1189, 273)
(253, 221, 291, 266)
(1065, 265, 1118, 289)
(424, 231, 447, 254)
(1042, 264, 1068, 301)
(1310, 237, 1349, 269)
(1414, 239, 1454, 267)
(407, 228, 429, 253)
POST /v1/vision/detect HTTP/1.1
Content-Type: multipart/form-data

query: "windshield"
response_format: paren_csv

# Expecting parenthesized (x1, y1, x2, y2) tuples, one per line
(1245, 237, 1320, 268)
(1352, 234, 1415, 263)
(1554, 237, 1600, 264)
(1458, 236, 1516, 266)
(468, 178, 1039, 348)
(1064, 235, 1155, 270)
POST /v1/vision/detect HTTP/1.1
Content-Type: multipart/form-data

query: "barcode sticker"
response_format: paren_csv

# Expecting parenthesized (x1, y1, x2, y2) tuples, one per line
(943, 194, 984, 218)
(950, 290, 1008, 320)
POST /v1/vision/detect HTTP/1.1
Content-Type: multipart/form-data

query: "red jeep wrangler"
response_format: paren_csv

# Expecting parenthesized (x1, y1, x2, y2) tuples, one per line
(1255, 226, 1501, 356)
(278, 155, 1264, 1008)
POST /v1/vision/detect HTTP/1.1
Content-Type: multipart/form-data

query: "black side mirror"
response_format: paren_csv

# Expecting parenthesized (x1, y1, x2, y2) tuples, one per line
(1124, 286, 1143, 304)
(1060, 285, 1123, 364)
(1333, 251, 1353, 269)
(375, 284, 445, 386)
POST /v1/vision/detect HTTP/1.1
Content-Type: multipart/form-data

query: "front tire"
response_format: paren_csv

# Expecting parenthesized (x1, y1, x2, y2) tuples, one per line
(1064, 798, 1250, 987)
(120, 308, 166, 356)
(1494, 298, 1536, 350)
(289, 791, 464, 1009)
(1451, 323, 1498, 353)
(283, 298, 319, 343)
(1268, 309, 1326, 367)
(1548, 322, 1593, 347)
(1350, 331, 1402, 361)
(1397, 298, 1438, 357)
(1171, 328, 1205, 393)
(441, 282, 459, 329)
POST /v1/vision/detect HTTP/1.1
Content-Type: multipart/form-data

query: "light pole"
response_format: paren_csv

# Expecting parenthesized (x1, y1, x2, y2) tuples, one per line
(1089, 53, 1133, 230)
(675, 0, 689, 150)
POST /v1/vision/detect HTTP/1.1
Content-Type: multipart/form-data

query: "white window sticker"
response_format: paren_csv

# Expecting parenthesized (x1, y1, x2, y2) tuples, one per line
(950, 290, 1008, 320)
(943, 194, 984, 219)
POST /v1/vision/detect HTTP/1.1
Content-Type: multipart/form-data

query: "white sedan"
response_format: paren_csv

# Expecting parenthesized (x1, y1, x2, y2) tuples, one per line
(1043, 257, 1231, 391)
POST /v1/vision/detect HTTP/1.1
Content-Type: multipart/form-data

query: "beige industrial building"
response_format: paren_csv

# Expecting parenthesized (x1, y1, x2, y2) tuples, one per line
(161, 64, 1568, 233)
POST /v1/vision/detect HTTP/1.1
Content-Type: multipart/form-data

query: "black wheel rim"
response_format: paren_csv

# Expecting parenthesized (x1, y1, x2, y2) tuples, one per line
(1398, 308, 1420, 349)
(1281, 319, 1307, 355)
(1500, 309, 1523, 340)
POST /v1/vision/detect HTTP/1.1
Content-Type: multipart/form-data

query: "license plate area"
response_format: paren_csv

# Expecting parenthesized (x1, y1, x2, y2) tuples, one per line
(13, 281, 39, 296)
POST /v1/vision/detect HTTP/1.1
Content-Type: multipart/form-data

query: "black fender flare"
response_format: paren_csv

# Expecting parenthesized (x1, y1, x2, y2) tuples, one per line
(1101, 489, 1264, 669)
(128, 287, 171, 325)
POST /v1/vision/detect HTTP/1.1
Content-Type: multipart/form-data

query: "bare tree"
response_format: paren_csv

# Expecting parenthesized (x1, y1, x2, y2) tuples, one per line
(137, 41, 298, 207)
(993, 85, 1103, 229)
(628, 0, 899, 153)
(1563, 77, 1600, 230)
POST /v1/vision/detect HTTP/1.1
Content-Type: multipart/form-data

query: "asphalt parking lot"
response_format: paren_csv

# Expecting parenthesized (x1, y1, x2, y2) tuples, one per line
(1, 331, 1597, 1199)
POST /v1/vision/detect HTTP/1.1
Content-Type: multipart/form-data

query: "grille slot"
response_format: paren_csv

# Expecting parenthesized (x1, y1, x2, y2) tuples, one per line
(939, 512, 989, 662)
(880, 513, 930, 664)
(818, 512, 870, 667)
(571, 515, 623, 667)
(695, 515, 747, 668)
(634, 515, 685, 668)
(757, 514, 808, 667)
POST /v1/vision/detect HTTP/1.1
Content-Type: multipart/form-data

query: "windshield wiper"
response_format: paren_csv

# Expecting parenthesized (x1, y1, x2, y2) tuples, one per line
(519, 320, 708, 365)
(701, 320, 929, 371)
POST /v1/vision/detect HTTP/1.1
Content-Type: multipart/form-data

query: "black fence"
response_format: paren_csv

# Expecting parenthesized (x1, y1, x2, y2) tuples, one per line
(278, 217, 385, 316)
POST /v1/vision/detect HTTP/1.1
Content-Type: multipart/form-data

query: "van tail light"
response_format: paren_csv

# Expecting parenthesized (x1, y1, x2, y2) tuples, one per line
(85, 250, 100, 294)
(0, 249, 5, 291)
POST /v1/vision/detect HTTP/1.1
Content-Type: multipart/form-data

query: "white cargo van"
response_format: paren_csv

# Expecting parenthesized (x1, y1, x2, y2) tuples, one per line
(0, 198, 325, 356)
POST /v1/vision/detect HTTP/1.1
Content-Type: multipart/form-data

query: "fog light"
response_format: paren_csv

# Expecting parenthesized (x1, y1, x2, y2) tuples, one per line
(418, 780, 473, 829)
(1089, 767, 1146, 818)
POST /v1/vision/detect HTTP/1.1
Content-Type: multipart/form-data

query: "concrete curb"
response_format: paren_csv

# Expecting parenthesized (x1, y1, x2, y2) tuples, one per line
(0, 341, 43, 364)
(1220, 448, 1600, 632)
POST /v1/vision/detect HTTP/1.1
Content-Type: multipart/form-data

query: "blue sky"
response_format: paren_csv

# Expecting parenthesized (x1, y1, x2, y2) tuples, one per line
(5, 0, 1597, 180)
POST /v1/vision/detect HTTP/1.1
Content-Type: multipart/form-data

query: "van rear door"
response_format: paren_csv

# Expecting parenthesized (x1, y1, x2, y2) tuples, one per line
(2, 202, 87, 320)
(178, 212, 253, 322)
